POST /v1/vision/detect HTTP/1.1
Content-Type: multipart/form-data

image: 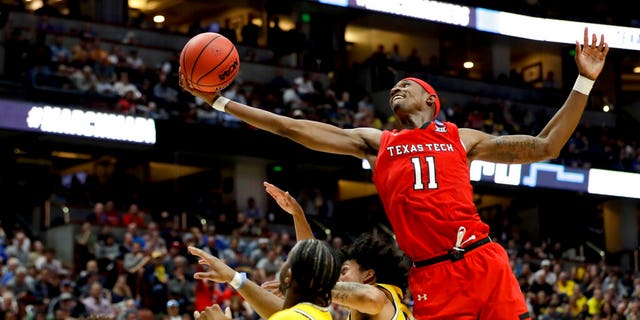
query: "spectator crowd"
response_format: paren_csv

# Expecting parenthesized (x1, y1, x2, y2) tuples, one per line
(2, 11, 639, 174)
(3, 204, 640, 320)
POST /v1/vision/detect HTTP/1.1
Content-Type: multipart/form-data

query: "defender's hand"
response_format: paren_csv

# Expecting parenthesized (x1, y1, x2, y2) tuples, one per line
(194, 304, 232, 320)
(188, 246, 236, 283)
(261, 279, 284, 298)
(264, 181, 305, 217)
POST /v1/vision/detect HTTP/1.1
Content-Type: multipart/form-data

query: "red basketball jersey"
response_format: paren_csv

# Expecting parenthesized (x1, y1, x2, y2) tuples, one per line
(373, 121, 489, 261)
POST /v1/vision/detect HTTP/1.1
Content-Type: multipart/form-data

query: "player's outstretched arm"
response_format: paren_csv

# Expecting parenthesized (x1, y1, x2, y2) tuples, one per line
(189, 246, 284, 319)
(461, 27, 609, 164)
(264, 181, 314, 241)
(179, 72, 381, 159)
(331, 282, 388, 315)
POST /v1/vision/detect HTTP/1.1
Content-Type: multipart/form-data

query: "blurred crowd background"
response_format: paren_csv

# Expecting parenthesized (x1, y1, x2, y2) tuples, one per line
(1, 1, 640, 319)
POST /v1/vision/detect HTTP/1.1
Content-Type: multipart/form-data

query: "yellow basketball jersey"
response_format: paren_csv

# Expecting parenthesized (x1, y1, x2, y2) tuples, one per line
(269, 302, 333, 320)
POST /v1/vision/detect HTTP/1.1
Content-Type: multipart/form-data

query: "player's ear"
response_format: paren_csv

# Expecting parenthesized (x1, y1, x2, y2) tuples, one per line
(278, 265, 292, 294)
(362, 269, 376, 284)
(425, 94, 436, 107)
(283, 268, 292, 285)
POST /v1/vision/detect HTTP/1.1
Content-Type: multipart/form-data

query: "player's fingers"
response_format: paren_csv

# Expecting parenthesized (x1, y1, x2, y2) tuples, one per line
(179, 74, 194, 92)
(178, 71, 194, 90)
(265, 185, 279, 195)
(282, 193, 293, 205)
(575, 40, 582, 57)
(189, 246, 210, 259)
(261, 280, 279, 289)
(194, 310, 201, 319)
(208, 305, 223, 312)
(194, 271, 216, 279)
(598, 34, 605, 52)
(224, 307, 232, 318)
(262, 279, 277, 285)
(265, 188, 281, 201)
(591, 32, 597, 49)
(264, 183, 277, 193)
(267, 182, 285, 193)
(602, 42, 609, 55)
(583, 27, 589, 47)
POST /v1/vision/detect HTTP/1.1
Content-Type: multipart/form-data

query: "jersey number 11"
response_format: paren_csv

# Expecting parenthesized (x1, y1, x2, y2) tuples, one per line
(411, 156, 438, 190)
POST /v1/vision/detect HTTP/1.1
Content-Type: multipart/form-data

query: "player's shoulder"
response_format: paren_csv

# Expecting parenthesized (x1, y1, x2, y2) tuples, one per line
(435, 119, 459, 129)
(269, 309, 305, 320)
(269, 306, 331, 320)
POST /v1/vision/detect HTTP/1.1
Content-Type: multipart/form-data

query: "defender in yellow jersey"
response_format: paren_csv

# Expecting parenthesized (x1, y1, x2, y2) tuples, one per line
(264, 182, 415, 320)
(333, 234, 414, 320)
(190, 238, 340, 320)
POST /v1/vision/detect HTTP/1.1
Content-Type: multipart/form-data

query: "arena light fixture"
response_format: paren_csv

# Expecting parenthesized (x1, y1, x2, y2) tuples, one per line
(633, 66, 640, 73)
(463, 61, 474, 69)
(153, 15, 165, 23)
(317, 0, 640, 50)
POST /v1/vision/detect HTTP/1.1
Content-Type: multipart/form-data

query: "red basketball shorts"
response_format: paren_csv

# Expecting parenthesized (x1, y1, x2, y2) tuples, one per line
(409, 242, 530, 320)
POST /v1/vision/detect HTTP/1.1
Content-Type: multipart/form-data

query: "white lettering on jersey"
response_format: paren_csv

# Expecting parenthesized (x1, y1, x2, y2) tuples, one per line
(386, 143, 454, 157)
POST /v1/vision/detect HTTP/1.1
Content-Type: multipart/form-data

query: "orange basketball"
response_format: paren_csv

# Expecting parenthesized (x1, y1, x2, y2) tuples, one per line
(180, 32, 240, 92)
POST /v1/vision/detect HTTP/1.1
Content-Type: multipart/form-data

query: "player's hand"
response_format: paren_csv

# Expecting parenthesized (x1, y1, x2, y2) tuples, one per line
(264, 181, 305, 217)
(188, 246, 236, 283)
(575, 27, 609, 80)
(194, 304, 232, 320)
(179, 67, 221, 105)
(261, 279, 285, 298)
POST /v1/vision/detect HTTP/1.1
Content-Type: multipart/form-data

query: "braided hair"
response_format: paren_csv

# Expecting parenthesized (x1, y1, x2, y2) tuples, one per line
(289, 238, 341, 305)
(341, 233, 411, 291)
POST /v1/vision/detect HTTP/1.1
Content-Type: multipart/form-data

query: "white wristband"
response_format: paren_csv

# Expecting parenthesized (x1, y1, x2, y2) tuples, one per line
(211, 96, 230, 112)
(228, 272, 247, 290)
(572, 75, 595, 95)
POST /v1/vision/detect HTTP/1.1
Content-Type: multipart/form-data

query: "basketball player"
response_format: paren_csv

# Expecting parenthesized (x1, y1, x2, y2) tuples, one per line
(189, 238, 340, 320)
(180, 28, 608, 319)
(264, 181, 414, 320)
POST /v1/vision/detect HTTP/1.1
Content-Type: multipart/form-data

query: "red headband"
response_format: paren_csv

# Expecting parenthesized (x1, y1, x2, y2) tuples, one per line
(402, 77, 440, 117)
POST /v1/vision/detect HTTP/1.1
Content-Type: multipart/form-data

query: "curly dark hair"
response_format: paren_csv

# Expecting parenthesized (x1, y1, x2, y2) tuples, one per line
(341, 233, 411, 291)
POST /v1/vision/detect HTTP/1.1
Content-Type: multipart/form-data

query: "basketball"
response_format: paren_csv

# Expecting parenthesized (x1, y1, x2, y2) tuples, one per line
(180, 32, 240, 92)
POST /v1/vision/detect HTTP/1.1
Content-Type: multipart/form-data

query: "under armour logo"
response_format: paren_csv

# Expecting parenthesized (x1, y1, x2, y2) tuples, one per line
(416, 294, 428, 301)
(435, 126, 447, 133)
